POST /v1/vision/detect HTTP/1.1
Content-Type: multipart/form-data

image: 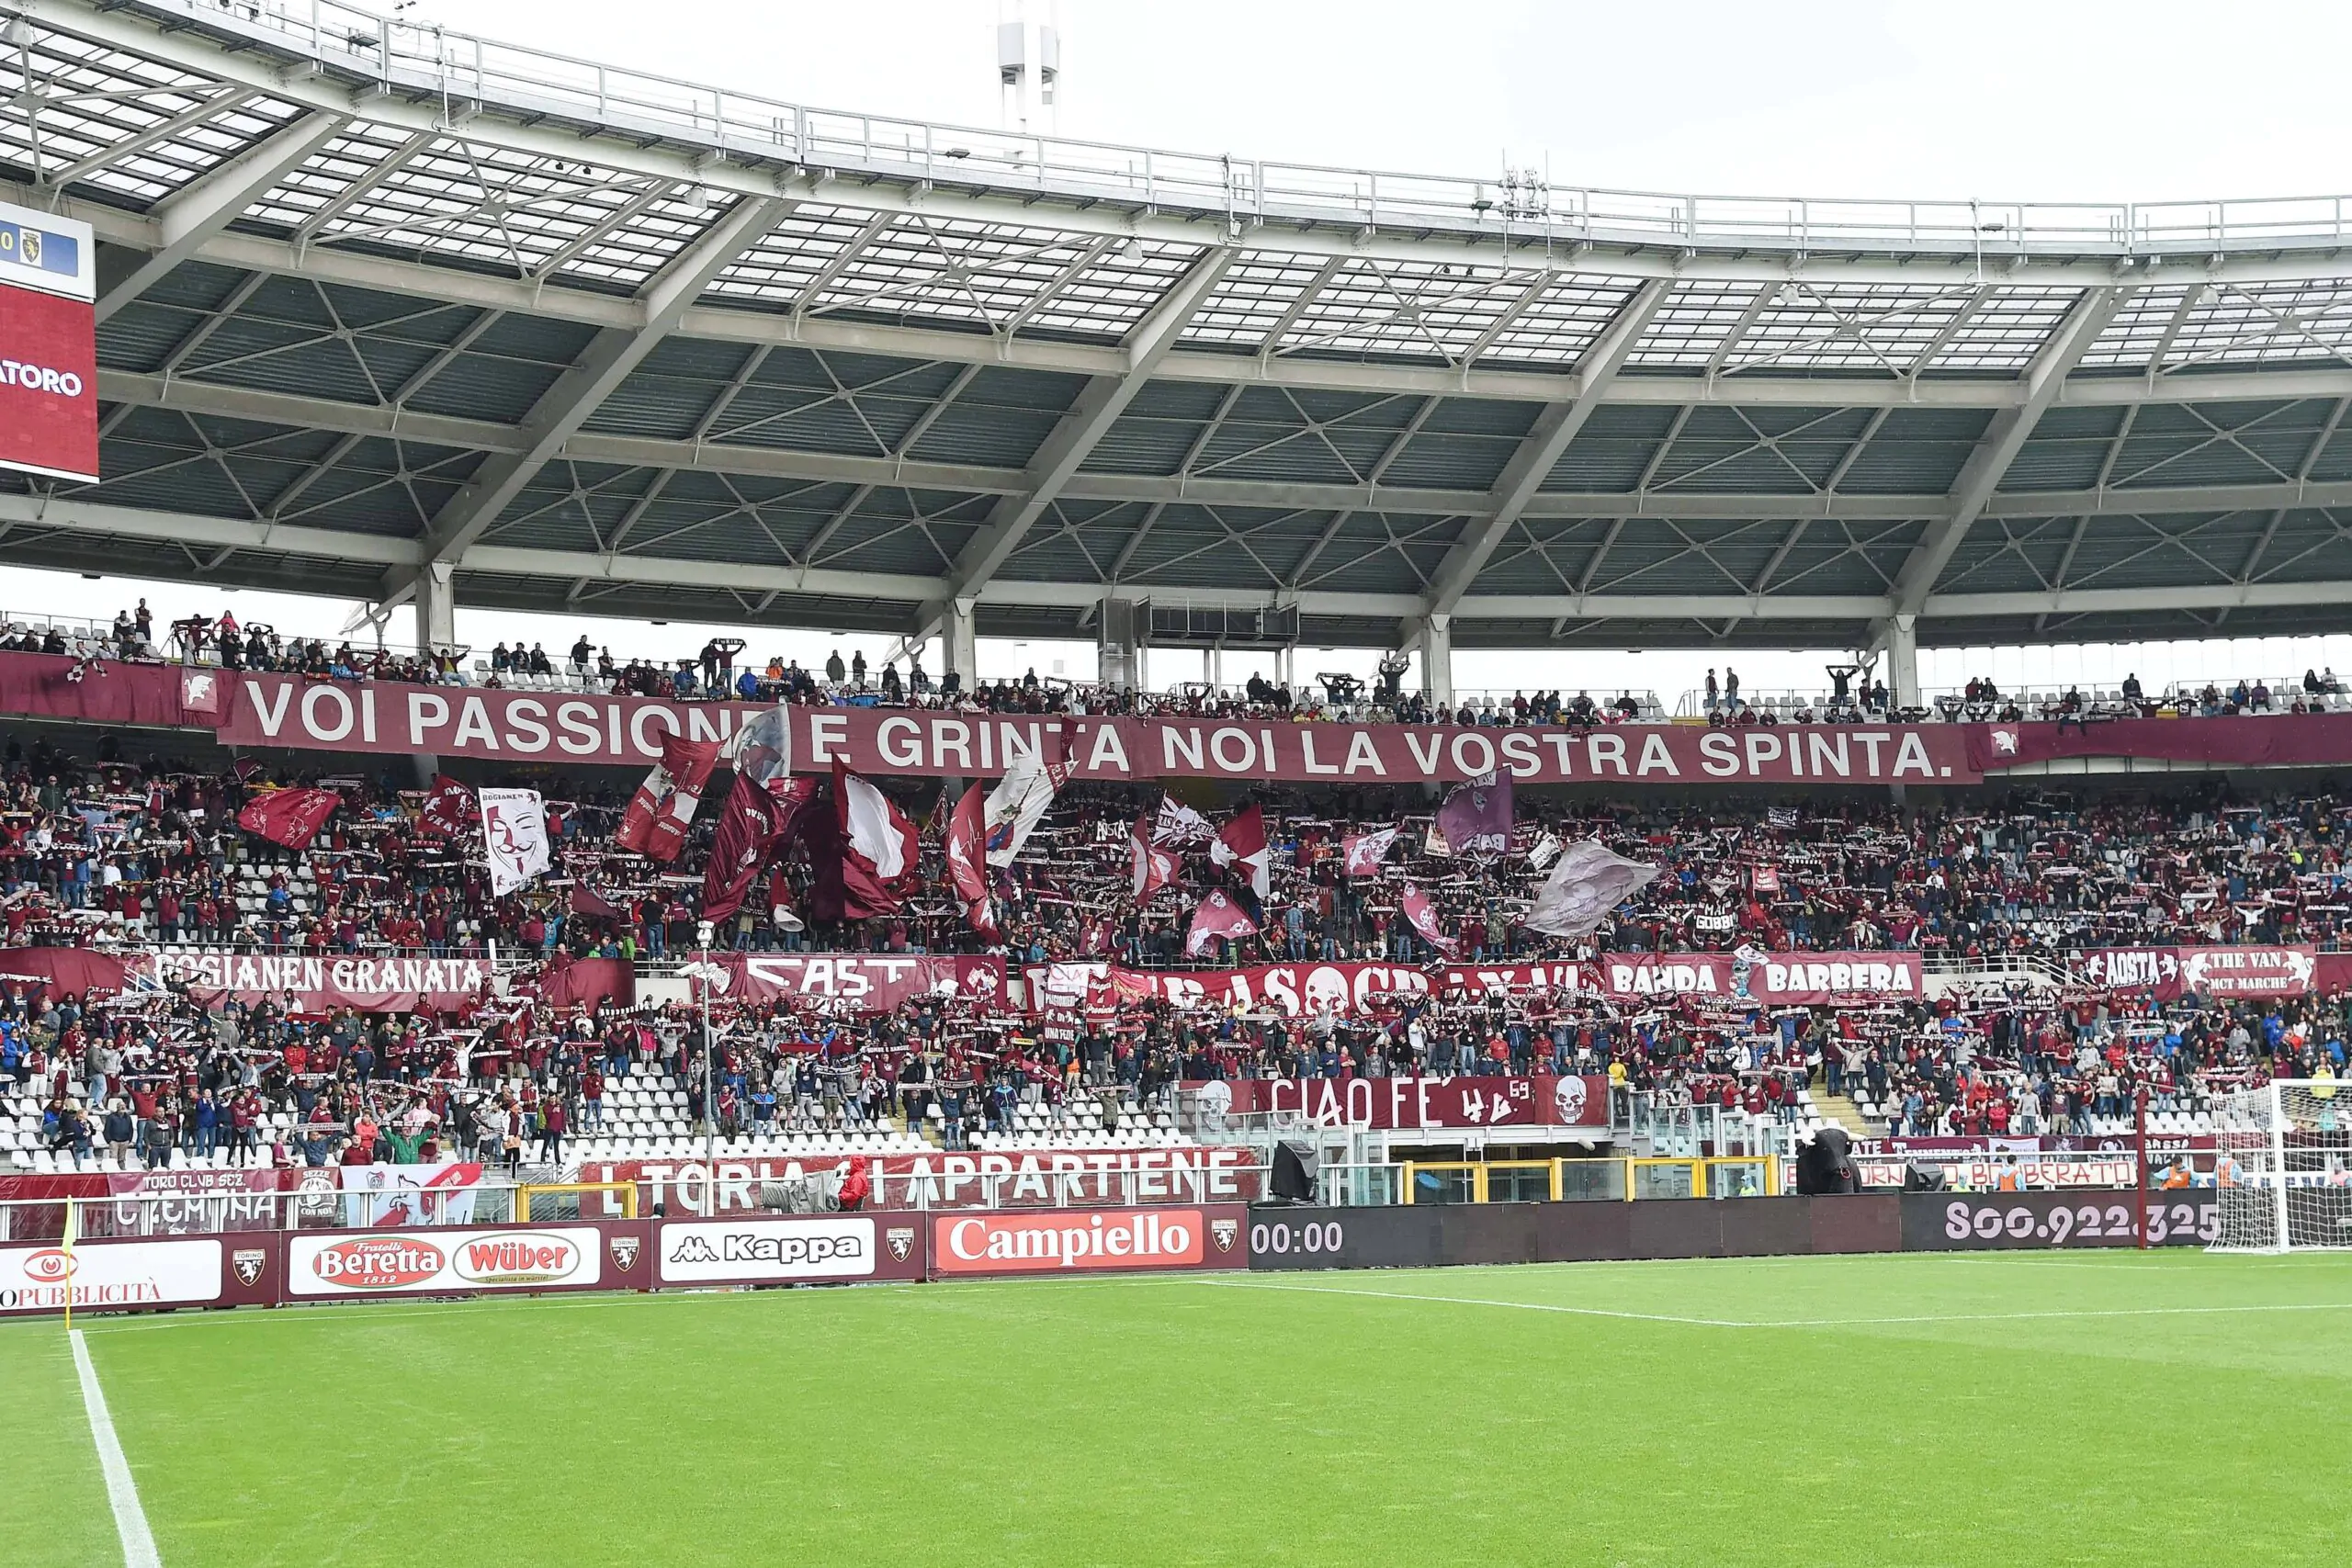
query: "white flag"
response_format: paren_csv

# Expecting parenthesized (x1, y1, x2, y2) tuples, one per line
(1524, 839, 1657, 939)
(984, 737, 1069, 867)
(478, 787, 551, 896)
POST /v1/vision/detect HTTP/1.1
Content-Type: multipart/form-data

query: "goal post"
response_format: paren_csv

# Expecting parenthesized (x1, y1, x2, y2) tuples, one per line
(2209, 1079, 2352, 1252)
(514, 1181, 638, 1224)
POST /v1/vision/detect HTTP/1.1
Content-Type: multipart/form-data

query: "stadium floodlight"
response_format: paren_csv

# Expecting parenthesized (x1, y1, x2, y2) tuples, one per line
(2208, 1080, 2352, 1251)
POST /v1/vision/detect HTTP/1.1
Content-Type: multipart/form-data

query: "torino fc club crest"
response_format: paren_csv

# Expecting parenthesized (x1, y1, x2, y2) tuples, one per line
(232, 1249, 266, 1287)
(1209, 1218, 1238, 1254)
(885, 1227, 915, 1262)
(608, 1236, 640, 1271)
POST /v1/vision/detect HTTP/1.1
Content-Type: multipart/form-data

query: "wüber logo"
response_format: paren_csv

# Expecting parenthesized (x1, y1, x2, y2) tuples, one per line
(936, 1210, 1206, 1272)
(452, 1235, 582, 1286)
(310, 1237, 446, 1290)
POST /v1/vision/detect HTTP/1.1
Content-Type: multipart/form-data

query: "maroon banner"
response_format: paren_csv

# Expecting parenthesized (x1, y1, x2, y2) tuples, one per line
(1597, 950, 1923, 1003)
(146, 948, 493, 1012)
(1112, 962, 1435, 1015)
(709, 953, 1005, 1011)
(532, 955, 637, 1011)
(0, 944, 134, 998)
(1971, 713, 2352, 773)
(209, 670, 1980, 784)
(932, 1205, 1247, 1275)
(0, 652, 197, 728)
(1192, 1074, 1610, 1132)
(571, 1147, 1260, 1213)
(1434, 961, 1590, 996)
(2074, 945, 2316, 999)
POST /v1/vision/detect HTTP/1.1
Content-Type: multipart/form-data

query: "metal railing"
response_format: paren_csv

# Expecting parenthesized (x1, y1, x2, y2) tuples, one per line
(88, 0, 2352, 259)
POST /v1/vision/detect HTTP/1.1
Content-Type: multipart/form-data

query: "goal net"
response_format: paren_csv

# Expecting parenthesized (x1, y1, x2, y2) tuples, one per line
(2210, 1080, 2352, 1251)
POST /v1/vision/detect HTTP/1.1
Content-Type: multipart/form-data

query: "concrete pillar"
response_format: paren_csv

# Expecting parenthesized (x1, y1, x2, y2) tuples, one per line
(1877, 612, 1919, 712)
(413, 560, 456, 654)
(1414, 614, 1453, 707)
(1097, 596, 1141, 693)
(941, 597, 978, 693)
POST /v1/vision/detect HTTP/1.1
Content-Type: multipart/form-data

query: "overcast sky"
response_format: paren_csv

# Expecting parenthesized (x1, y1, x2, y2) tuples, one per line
(23, 0, 2352, 701)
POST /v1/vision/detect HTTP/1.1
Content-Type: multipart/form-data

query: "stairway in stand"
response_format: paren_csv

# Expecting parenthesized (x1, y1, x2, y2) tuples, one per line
(1814, 1090, 1877, 1139)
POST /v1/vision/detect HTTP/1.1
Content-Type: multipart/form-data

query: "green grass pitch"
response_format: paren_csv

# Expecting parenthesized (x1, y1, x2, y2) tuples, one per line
(11, 1250, 2352, 1566)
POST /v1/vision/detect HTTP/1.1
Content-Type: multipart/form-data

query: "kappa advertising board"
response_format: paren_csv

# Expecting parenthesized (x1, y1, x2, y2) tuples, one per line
(0, 198, 97, 485)
(932, 1205, 1247, 1275)
(213, 673, 1982, 784)
(0, 1239, 221, 1315)
(655, 1215, 925, 1284)
(287, 1226, 605, 1296)
(1191, 1074, 1610, 1132)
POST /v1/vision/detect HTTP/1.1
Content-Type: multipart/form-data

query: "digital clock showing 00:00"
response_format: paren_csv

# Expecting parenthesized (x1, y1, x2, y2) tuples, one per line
(1937, 1196, 2216, 1247)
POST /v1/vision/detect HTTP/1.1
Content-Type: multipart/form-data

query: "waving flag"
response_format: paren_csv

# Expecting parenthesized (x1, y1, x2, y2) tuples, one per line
(236, 786, 340, 850)
(1400, 883, 1460, 956)
(1434, 770, 1513, 856)
(1184, 888, 1260, 958)
(700, 773, 808, 922)
(834, 761, 921, 917)
(616, 733, 721, 863)
(729, 702, 794, 789)
(1525, 840, 1657, 939)
(1130, 813, 1179, 901)
(984, 730, 1073, 866)
(944, 782, 999, 937)
(1152, 797, 1215, 846)
(1210, 803, 1272, 898)
(1342, 826, 1399, 877)
(416, 774, 476, 839)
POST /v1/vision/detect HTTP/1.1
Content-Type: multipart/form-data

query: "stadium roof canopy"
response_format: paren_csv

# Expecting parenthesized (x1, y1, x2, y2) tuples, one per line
(10, 0, 2352, 665)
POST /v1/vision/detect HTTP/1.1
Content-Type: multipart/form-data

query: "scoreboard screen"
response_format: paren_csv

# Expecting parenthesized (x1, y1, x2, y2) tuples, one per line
(0, 199, 98, 484)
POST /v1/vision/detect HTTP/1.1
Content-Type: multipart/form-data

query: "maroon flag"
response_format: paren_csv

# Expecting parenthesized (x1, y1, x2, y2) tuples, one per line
(1342, 826, 1399, 877)
(1184, 888, 1260, 958)
(1210, 803, 1271, 898)
(235, 786, 340, 850)
(1400, 883, 1460, 956)
(1130, 813, 1178, 901)
(616, 733, 722, 863)
(700, 773, 809, 922)
(569, 882, 621, 919)
(1434, 770, 1512, 855)
(176, 666, 223, 721)
(943, 782, 998, 937)
(416, 773, 476, 839)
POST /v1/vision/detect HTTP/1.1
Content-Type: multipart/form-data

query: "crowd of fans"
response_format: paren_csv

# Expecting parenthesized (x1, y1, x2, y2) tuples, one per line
(0, 699, 2348, 1175)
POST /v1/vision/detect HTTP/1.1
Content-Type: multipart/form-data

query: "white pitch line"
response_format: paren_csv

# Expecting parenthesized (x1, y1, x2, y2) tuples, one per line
(70, 1328, 162, 1568)
(1761, 1302, 2352, 1327)
(1192, 1277, 2352, 1330)
(1189, 1276, 1750, 1326)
